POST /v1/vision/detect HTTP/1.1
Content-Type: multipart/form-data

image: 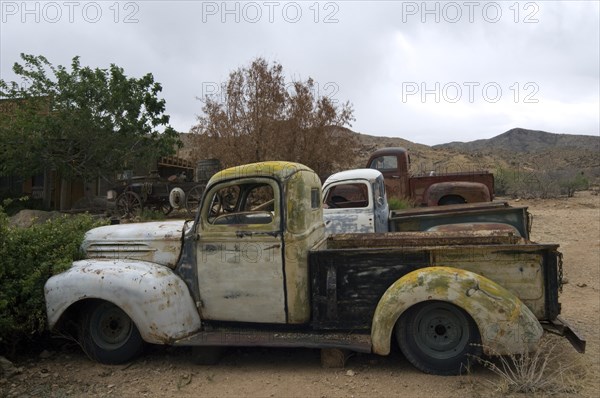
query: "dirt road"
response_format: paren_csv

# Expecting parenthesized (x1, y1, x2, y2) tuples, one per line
(2, 192, 598, 398)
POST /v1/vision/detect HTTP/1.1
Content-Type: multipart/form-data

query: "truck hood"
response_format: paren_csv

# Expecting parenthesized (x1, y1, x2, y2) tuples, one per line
(81, 220, 190, 269)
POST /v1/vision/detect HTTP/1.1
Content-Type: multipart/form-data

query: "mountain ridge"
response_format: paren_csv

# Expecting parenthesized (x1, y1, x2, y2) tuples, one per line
(345, 127, 600, 183)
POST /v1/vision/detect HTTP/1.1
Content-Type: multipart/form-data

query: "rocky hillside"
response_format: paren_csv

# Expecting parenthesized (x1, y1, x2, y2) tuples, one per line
(435, 128, 599, 153)
(346, 127, 600, 183)
(180, 127, 600, 184)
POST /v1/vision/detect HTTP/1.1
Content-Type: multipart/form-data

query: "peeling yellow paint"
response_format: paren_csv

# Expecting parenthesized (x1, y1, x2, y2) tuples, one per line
(371, 266, 543, 356)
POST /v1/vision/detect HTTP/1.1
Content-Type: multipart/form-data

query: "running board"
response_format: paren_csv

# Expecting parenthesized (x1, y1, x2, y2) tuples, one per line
(174, 328, 372, 353)
(541, 316, 586, 353)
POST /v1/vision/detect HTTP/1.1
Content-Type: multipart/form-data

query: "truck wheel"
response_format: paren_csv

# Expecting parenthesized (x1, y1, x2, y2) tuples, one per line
(159, 202, 173, 215)
(116, 191, 143, 217)
(80, 301, 144, 364)
(186, 184, 205, 216)
(396, 301, 481, 375)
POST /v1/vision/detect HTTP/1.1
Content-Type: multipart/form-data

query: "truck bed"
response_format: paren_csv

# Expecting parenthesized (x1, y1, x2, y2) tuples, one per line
(389, 201, 531, 239)
(409, 171, 494, 204)
(308, 232, 560, 330)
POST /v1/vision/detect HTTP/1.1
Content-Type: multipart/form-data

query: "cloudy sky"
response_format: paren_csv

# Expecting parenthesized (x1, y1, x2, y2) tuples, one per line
(1, 0, 598, 145)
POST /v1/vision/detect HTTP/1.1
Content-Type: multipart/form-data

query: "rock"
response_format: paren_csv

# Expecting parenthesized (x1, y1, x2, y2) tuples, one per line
(321, 348, 352, 368)
(9, 210, 62, 228)
(39, 350, 53, 359)
(0, 357, 19, 378)
(345, 370, 355, 377)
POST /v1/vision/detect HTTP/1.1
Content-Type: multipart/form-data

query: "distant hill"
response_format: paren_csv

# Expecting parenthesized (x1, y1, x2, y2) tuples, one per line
(345, 127, 600, 183)
(179, 127, 600, 184)
(434, 128, 599, 153)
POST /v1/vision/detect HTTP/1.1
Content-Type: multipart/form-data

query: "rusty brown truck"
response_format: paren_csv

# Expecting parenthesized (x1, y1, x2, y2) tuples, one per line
(367, 147, 495, 205)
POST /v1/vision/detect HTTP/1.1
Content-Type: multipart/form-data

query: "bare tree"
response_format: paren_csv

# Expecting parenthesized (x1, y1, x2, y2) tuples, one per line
(190, 58, 356, 179)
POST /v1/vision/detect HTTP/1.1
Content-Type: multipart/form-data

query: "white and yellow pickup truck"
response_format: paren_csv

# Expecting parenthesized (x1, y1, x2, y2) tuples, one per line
(44, 162, 584, 375)
(322, 168, 531, 237)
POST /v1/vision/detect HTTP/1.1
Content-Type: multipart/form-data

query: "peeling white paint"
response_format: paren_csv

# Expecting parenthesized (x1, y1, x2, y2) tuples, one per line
(45, 259, 201, 344)
(82, 221, 188, 268)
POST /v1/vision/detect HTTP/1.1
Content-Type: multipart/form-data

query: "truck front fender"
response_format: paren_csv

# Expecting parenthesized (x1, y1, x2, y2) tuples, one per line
(45, 259, 202, 344)
(425, 182, 491, 206)
(371, 266, 542, 356)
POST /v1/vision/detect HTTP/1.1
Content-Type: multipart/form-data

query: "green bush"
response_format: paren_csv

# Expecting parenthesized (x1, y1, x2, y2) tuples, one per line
(1, 196, 46, 216)
(388, 197, 415, 210)
(559, 172, 589, 197)
(0, 208, 106, 356)
(494, 167, 589, 199)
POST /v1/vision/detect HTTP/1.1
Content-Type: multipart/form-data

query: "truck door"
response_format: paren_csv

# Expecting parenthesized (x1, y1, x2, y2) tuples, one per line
(196, 178, 286, 323)
(372, 176, 390, 233)
(368, 154, 408, 199)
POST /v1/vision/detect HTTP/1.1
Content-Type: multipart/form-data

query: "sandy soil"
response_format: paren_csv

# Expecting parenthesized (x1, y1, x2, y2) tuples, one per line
(1, 192, 599, 398)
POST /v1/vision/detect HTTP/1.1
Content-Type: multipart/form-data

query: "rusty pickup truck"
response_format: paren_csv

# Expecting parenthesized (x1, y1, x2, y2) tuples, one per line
(44, 161, 583, 375)
(367, 147, 494, 205)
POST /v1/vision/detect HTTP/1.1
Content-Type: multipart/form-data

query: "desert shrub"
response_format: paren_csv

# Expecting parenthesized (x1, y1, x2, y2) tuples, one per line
(388, 197, 415, 210)
(559, 172, 589, 197)
(477, 339, 582, 394)
(0, 208, 106, 356)
(494, 167, 589, 199)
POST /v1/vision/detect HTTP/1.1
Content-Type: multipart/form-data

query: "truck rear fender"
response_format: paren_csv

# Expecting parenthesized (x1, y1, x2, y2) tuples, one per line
(371, 266, 542, 356)
(425, 182, 491, 206)
(44, 260, 202, 344)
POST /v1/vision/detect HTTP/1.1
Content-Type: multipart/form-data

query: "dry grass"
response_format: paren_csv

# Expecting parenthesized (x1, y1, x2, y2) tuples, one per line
(474, 338, 586, 395)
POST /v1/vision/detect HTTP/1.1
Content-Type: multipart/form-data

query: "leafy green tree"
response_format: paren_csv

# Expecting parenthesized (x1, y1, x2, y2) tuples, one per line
(191, 58, 356, 179)
(0, 54, 181, 184)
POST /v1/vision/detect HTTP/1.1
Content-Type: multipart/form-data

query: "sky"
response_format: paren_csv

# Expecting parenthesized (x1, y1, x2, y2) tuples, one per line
(1, 0, 599, 145)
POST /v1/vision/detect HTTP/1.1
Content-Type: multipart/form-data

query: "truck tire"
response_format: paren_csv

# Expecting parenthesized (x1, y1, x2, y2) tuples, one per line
(395, 301, 481, 375)
(79, 301, 144, 364)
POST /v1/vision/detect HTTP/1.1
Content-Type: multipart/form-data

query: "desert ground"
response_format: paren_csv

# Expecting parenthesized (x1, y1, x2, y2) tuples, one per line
(1, 192, 599, 398)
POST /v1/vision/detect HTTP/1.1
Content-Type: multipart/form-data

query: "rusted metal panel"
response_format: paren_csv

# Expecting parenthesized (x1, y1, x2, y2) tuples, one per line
(542, 316, 586, 353)
(310, 249, 429, 329)
(44, 259, 201, 344)
(410, 173, 495, 205)
(82, 221, 187, 268)
(174, 327, 372, 353)
(323, 231, 524, 249)
(433, 247, 546, 318)
(422, 181, 492, 206)
(390, 202, 531, 239)
(370, 267, 543, 356)
(427, 222, 521, 236)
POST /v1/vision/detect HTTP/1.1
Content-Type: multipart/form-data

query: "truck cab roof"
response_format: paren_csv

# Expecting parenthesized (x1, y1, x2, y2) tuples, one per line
(209, 161, 313, 185)
(324, 169, 383, 185)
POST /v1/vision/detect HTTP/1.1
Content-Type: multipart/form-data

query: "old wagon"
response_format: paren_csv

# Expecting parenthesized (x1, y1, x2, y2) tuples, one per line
(110, 157, 221, 217)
